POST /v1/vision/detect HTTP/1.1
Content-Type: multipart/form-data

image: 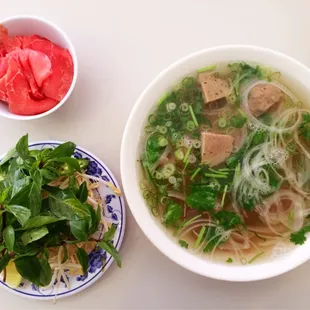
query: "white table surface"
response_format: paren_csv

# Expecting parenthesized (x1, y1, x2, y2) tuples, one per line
(1, 0, 310, 309)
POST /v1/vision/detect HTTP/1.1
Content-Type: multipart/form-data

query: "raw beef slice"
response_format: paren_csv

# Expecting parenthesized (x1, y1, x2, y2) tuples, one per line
(5, 56, 58, 115)
(23, 35, 73, 101)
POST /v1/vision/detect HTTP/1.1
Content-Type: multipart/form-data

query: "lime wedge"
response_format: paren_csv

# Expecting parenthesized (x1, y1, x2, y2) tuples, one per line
(5, 261, 22, 289)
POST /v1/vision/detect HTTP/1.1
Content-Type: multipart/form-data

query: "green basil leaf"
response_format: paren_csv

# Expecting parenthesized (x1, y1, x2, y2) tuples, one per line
(70, 220, 89, 241)
(47, 142, 76, 159)
(103, 225, 116, 242)
(9, 183, 32, 206)
(30, 169, 42, 188)
(0, 186, 11, 204)
(5, 205, 31, 226)
(55, 157, 81, 172)
(76, 247, 89, 276)
(48, 189, 90, 221)
(29, 181, 42, 216)
(22, 226, 49, 245)
(15, 134, 29, 160)
(3, 225, 15, 251)
(0, 147, 16, 166)
(13, 242, 39, 256)
(15, 256, 41, 286)
(11, 176, 31, 198)
(17, 216, 65, 230)
(97, 241, 121, 267)
(76, 182, 88, 203)
(85, 204, 99, 235)
(41, 168, 59, 182)
(38, 257, 52, 287)
(0, 253, 11, 273)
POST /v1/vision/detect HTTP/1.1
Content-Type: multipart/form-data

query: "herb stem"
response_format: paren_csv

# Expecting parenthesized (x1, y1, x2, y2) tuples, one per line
(189, 105, 198, 127)
(208, 168, 228, 175)
(173, 214, 202, 236)
(190, 168, 201, 180)
(194, 226, 206, 249)
(204, 173, 227, 179)
(221, 185, 228, 208)
(183, 146, 192, 164)
(248, 251, 264, 264)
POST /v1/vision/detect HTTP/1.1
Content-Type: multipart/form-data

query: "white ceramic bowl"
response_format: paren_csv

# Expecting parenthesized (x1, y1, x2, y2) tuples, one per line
(0, 15, 78, 120)
(121, 45, 310, 282)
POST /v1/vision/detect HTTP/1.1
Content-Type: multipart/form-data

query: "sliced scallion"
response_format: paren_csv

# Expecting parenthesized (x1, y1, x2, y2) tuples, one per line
(183, 146, 193, 164)
(218, 118, 227, 128)
(189, 105, 198, 127)
(190, 167, 201, 180)
(174, 149, 184, 161)
(248, 252, 264, 264)
(196, 64, 216, 73)
(194, 226, 207, 249)
(186, 120, 195, 131)
(204, 173, 227, 179)
(173, 214, 202, 236)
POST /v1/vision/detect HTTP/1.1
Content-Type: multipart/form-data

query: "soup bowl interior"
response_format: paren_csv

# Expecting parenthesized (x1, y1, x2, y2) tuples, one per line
(0, 15, 78, 120)
(121, 45, 310, 281)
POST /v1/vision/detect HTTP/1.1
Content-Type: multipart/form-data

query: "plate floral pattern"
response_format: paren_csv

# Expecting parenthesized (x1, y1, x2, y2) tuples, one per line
(0, 141, 125, 300)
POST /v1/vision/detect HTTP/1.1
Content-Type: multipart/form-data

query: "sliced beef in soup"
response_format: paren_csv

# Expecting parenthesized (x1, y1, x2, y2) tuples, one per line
(248, 84, 282, 117)
(198, 72, 230, 103)
(201, 132, 234, 166)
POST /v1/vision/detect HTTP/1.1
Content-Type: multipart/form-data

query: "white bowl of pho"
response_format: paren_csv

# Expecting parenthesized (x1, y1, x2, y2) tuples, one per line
(121, 45, 310, 281)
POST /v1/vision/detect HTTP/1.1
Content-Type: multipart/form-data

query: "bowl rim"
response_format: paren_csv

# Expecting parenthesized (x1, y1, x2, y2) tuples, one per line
(121, 44, 310, 282)
(0, 15, 78, 121)
(0, 140, 126, 300)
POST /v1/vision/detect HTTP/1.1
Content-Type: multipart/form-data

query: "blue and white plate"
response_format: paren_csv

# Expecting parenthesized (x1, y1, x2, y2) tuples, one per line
(0, 141, 126, 300)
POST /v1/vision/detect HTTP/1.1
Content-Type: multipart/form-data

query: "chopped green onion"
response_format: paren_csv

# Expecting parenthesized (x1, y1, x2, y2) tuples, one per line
(148, 114, 156, 125)
(151, 207, 159, 217)
(158, 136, 168, 147)
(186, 120, 196, 131)
(158, 92, 168, 106)
(174, 149, 184, 161)
(248, 252, 264, 264)
(208, 168, 228, 175)
(145, 125, 154, 133)
(182, 160, 190, 174)
(158, 126, 168, 135)
(183, 146, 193, 164)
(160, 196, 169, 205)
(204, 173, 227, 179)
(173, 214, 202, 236)
(162, 163, 176, 178)
(221, 109, 232, 119)
(179, 103, 189, 113)
(166, 102, 176, 112)
(218, 118, 227, 128)
(193, 140, 201, 149)
(196, 64, 216, 73)
(143, 190, 152, 199)
(153, 171, 163, 180)
(182, 77, 195, 88)
(225, 127, 235, 135)
(190, 167, 201, 180)
(237, 108, 247, 118)
(221, 185, 228, 207)
(189, 105, 198, 127)
(165, 121, 172, 127)
(194, 226, 207, 249)
(226, 257, 233, 263)
(168, 176, 177, 184)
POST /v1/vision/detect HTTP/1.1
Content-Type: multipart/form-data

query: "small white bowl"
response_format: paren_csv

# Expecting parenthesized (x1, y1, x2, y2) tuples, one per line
(121, 45, 310, 282)
(0, 15, 78, 120)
